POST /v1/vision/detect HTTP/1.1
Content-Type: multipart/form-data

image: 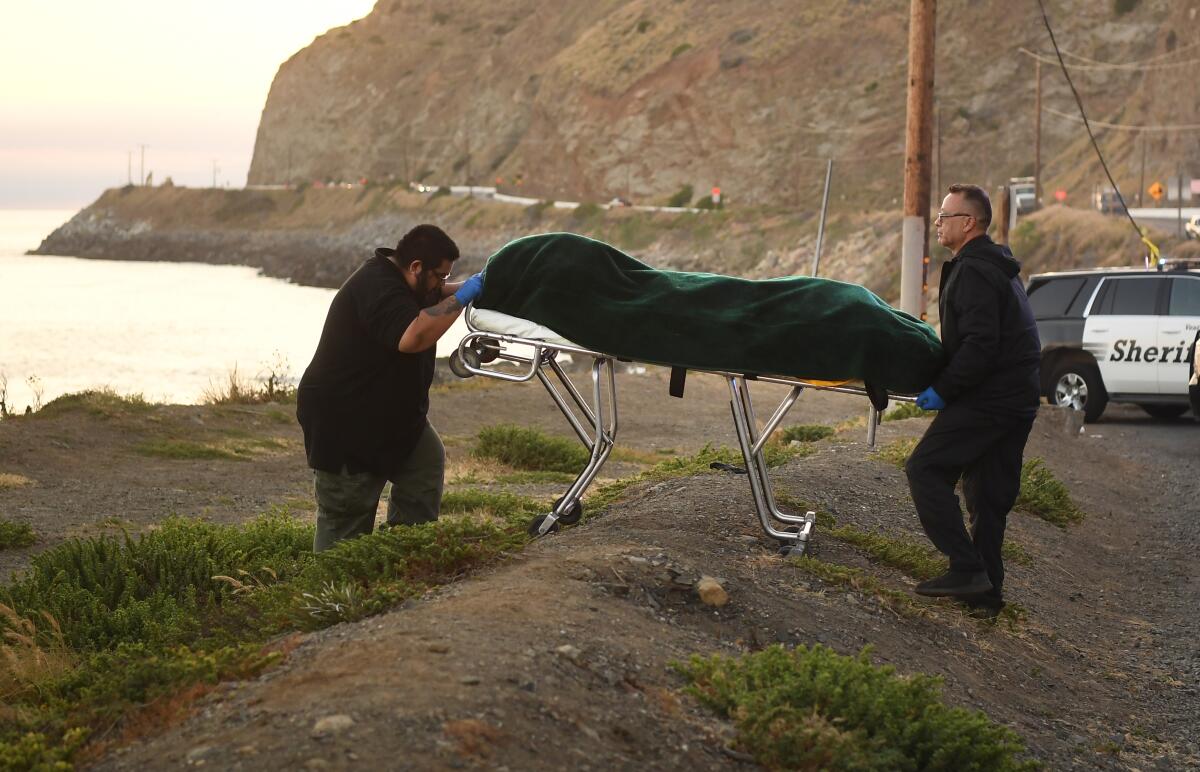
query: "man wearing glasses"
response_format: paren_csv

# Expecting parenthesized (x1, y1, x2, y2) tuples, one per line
(297, 224, 484, 551)
(904, 184, 1041, 612)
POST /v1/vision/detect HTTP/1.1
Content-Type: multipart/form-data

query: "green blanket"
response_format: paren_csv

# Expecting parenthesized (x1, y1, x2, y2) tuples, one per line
(477, 233, 943, 395)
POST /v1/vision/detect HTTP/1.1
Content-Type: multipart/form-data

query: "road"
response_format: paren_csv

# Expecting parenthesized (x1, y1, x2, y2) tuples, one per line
(1126, 206, 1200, 237)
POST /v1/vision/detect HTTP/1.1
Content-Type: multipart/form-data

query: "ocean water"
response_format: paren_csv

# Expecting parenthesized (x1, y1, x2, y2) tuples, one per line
(0, 209, 467, 410)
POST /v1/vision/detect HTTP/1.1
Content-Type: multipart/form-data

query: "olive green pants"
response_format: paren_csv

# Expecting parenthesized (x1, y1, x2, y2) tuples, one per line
(312, 424, 445, 552)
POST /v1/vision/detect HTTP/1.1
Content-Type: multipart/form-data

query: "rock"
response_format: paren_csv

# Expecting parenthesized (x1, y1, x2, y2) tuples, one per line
(556, 644, 583, 663)
(459, 675, 482, 685)
(304, 759, 331, 769)
(696, 576, 729, 607)
(186, 745, 215, 763)
(312, 714, 355, 737)
(427, 643, 451, 653)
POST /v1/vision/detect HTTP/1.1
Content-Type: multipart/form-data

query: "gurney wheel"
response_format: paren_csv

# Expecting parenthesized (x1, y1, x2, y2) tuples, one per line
(553, 497, 583, 525)
(476, 338, 501, 364)
(448, 351, 474, 379)
(528, 514, 560, 537)
(778, 541, 807, 557)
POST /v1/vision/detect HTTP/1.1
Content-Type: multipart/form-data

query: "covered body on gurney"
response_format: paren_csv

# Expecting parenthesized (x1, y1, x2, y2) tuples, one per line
(453, 232, 944, 552)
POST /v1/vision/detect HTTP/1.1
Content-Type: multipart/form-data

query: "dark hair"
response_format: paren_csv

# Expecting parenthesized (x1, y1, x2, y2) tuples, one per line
(947, 183, 992, 230)
(395, 224, 459, 270)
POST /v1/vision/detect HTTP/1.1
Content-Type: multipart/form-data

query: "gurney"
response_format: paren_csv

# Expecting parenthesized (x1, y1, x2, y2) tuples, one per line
(449, 233, 943, 555)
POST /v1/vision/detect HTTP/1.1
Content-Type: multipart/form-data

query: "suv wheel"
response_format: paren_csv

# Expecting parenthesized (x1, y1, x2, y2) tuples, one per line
(1138, 404, 1189, 420)
(1051, 363, 1108, 422)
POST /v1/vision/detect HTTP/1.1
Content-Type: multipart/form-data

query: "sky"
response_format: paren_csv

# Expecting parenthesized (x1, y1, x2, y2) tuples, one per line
(0, 0, 378, 210)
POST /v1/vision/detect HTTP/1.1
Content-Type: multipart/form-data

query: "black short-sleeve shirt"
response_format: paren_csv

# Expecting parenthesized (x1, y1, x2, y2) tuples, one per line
(297, 252, 436, 477)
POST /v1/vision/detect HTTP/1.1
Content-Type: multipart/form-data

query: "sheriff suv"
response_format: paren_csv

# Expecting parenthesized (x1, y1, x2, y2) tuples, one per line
(1026, 263, 1200, 422)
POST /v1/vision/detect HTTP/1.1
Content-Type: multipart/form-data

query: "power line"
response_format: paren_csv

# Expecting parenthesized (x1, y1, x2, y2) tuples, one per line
(1034, 0, 1160, 262)
(1018, 46, 1200, 72)
(1058, 39, 1200, 67)
(1043, 106, 1200, 133)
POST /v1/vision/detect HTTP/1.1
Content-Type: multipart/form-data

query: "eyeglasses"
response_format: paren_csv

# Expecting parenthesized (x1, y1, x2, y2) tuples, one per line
(935, 212, 973, 222)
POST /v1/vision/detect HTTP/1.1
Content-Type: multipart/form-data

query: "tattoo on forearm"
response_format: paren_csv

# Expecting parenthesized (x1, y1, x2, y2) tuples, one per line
(425, 296, 463, 317)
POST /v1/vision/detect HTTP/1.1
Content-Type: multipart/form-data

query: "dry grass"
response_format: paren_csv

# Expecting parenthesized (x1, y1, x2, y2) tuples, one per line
(0, 604, 75, 705)
(0, 473, 33, 490)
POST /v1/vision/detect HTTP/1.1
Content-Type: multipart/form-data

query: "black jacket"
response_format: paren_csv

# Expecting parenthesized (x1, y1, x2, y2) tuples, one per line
(933, 235, 1041, 417)
(297, 253, 435, 477)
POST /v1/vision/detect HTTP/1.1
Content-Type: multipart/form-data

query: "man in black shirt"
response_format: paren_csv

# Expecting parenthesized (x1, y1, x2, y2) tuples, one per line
(297, 224, 483, 551)
(905, 184, 1041, 611)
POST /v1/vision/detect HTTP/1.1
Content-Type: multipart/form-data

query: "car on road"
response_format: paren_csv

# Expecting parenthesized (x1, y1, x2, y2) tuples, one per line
(1026, 264, 1200, 421)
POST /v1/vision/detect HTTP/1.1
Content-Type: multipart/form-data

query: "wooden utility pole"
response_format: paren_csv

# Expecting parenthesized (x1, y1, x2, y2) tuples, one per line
(900, 0, 936, 318)
(996, 186, 1011, 245)
(139, 144, 147, 186)
(935, 103, 942, 197)
(1034, 60, 1042, 205)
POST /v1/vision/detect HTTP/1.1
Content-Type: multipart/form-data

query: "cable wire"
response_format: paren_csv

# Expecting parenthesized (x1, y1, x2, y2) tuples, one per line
(1034, 0, 1160, 263)
(1043, 106, 1200, 133)
(1019, 46, 1200, 71)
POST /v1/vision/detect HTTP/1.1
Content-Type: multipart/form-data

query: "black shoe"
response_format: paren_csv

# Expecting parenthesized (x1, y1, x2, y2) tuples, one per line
(960, 591, 1006, 618)
(914, 570, 993, 598)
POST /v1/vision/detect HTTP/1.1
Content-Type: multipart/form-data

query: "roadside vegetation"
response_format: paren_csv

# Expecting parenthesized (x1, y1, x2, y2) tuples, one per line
(201, 359, 297, 405)
(678, 644, 1036, 771)
(0, 519, 36, 551)
(0, 491, 545, 768)
(871, 442, 1085, 527)
(779, 423, 835, 443)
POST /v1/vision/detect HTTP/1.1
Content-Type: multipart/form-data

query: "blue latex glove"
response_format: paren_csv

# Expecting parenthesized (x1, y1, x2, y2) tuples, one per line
(915, 386, 945, 411)
(454, 273, 484, 305)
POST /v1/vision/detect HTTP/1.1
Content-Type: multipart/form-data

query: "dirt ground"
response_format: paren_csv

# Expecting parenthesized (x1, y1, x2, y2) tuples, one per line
(1, 366, 1198, 770)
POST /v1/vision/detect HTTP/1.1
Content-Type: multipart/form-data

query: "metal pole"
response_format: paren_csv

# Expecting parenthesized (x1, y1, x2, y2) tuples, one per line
(139, 145, 146, 186)
(811, 159, 834, 277)
(1178, 163, 1184, 237)
(1138, 132, 1146, 207)
(900, 0, 936, 317)
(127, 151, 132, 185)
(1034, 60, 1042, 205)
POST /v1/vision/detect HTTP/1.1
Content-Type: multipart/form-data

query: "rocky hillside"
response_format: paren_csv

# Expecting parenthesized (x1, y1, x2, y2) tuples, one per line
(249, 0, 1197, 210)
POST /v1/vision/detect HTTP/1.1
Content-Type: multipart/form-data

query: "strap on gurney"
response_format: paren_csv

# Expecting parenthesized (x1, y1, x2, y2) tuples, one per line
(669, 366, 687, 398)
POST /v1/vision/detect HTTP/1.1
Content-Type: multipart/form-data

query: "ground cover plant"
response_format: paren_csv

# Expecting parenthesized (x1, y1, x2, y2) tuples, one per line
(779, 423, 835, 443)
(32, 389, 150, 420)
(883, 401, 926, 421)
(1015, 459, 1084, 526)
(0, 519, 36, 551)
(473, 424, 590, 473)
(678, 644, 1036, 771)
(0, 490, 545, 768)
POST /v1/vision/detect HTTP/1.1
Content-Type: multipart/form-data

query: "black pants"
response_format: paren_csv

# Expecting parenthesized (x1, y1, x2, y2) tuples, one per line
(905, 405, 1034, 596)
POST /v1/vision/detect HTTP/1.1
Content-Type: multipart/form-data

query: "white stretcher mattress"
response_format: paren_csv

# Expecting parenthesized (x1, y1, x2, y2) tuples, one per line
(468, 307, 578, 347)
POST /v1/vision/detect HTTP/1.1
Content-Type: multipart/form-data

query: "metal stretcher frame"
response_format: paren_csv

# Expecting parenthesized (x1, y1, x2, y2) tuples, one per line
(451, 312, 917, 555)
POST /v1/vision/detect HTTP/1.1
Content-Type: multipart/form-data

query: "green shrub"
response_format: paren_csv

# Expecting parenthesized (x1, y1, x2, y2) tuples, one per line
(0, 519, 36, 550)
(666, 184, 694, 208)
(883, 401, 926, 421)
(678, 645, 1035, 771)
(34, 389, 150, 419)
(780, 424, 834, 443)
(570, 202, 603, 223)
(473, 424, 589, 473)
(670, 42, 692, 58)
(1113, 0, 1139, 14)
(0, 492, 545, 764)
(1016, 458, 1084, 526)
(874, 437, 919, 468)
